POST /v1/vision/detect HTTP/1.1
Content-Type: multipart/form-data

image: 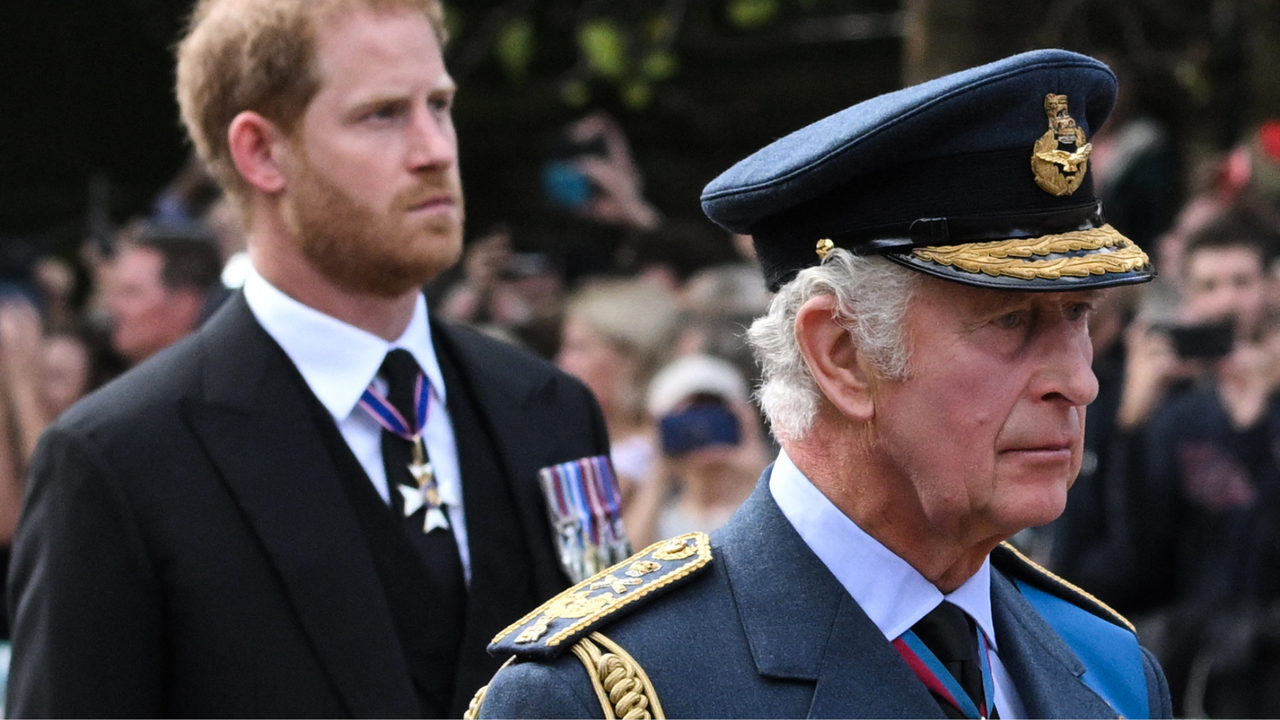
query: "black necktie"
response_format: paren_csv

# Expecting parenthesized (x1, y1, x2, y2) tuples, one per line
(912, 601, 993, 719)
(379, 349, 467, 602)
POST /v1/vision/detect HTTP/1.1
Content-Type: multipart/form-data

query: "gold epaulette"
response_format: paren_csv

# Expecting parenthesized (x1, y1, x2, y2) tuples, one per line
(489, 533, 713, 659)
(994, 541, 1135, 632)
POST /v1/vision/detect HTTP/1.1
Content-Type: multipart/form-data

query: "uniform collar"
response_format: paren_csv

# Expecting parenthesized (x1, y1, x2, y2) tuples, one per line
(242, 264, 447, 422)
(769, 450, 998, 650)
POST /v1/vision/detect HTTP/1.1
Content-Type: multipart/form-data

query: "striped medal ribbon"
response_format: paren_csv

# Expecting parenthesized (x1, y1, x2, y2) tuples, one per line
(539, 456, 630, 583)
(358, 372, 447, 531)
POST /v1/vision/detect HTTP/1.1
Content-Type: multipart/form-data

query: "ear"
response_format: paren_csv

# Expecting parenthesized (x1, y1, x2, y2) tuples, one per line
(794, 295, 877, 423)
(227, 110, 289, 194)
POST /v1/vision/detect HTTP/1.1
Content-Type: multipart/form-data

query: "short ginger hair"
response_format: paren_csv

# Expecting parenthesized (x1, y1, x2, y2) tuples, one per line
(175, 0, 446, 210)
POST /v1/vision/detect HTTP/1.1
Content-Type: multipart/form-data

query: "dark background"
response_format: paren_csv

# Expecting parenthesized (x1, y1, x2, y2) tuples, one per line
(3, 0, 1277, 264)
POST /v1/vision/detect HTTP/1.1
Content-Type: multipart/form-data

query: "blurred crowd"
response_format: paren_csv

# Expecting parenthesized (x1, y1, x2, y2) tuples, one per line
(8, 106, 1280, 715)
(1036, 115, 1280, 717)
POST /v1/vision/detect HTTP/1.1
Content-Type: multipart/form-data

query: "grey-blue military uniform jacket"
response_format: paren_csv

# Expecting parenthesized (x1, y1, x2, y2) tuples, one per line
(475, 476, 1172, 719)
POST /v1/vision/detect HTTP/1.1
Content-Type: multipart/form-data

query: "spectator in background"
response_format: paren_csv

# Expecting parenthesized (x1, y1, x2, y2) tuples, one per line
(104, 224, 224, 365)
(530, 111, 661, 285)
(150, 153, 223, 226)
(1177, 210, 1279, 344)
(626, 218, 742, 293)
(1222, 119, 1280, 225)
(556, 279, 678, 503)
(1099, 208, 1280, 717)
(623, 354, 769, 548)
(0, 300, 94, 640)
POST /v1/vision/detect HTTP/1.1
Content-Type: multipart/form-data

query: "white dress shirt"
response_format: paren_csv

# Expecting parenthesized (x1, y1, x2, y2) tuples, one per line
(770, 449, 1026, 718)
(243, 266, 471, 582)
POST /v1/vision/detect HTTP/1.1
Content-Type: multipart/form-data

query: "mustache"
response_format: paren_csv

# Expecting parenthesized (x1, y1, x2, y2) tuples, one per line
(395, 175, 461, 209)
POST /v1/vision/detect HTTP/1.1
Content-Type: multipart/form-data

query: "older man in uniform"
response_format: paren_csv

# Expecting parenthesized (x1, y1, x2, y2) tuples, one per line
(472, 49, 1172, 719)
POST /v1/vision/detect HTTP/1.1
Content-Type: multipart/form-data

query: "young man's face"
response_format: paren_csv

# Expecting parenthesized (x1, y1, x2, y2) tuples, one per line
(1182, 245, 1269, 341)
(279, 7, 464, 297)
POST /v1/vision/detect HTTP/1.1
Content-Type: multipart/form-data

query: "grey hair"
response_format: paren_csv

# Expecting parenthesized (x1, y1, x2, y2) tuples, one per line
(747, 249, 919, 441)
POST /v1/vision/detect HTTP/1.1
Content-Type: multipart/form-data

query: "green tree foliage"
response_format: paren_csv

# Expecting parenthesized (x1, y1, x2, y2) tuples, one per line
(446, 0, 809, 111)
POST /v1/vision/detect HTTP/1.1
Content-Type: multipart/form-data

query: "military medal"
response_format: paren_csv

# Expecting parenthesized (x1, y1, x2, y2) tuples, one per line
(359, 371, 449, 533)
(538, 456, 631, 583)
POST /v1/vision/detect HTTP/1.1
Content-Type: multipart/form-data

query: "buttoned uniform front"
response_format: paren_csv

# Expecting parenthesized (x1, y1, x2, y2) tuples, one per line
(478, 464, 1171, 719)
(6, 281, 611, 718)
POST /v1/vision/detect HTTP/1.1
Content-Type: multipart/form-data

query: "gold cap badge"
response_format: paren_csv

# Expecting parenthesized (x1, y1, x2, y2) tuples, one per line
(1032, 94, 1092, 196)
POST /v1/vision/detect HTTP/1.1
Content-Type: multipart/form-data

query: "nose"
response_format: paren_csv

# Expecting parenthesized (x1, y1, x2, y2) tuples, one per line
(1030, 317, 1099, 407)
(405, 105, 456, 171)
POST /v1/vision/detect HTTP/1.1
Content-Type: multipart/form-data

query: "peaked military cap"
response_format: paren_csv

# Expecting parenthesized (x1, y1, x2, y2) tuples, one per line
(701, 49, 1155, 292)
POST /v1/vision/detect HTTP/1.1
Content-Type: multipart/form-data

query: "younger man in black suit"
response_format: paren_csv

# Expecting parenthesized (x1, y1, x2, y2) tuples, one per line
(7, 0, 613, 716)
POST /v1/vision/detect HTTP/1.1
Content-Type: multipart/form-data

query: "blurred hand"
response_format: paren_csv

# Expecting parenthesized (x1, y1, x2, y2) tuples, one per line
(1117, 321, 1189, 430)
(0, 298, 51, 470)
(439, 230, 513, 324)
(573, 155, 660, 230)
(567, 112, 635, 175)
(565, 112, 660, 230)
(0, 299, 44, 389)
(1217, 337, 1280, 429)
(463, 230, 512, 294)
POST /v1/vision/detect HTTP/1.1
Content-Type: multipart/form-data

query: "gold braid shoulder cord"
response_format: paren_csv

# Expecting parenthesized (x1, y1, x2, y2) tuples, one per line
(462, 634, 664, 720)
(571, 632, 665, 719)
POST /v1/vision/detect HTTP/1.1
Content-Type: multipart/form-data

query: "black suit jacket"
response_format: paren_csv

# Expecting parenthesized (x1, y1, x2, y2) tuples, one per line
(6, 293, 610, 717)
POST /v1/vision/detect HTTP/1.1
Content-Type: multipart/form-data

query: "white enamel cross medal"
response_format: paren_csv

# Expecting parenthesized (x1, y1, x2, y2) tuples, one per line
(398, 435, 449, 533)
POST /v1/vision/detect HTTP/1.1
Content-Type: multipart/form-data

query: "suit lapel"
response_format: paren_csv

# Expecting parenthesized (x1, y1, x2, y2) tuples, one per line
(718, 478, 943, 718)
(430, 324, 548, 713)
(431, 321, 573, 597)
(991, 571, 1120, 718)
(181, 295, 419, 718)
(808, 594, 946, 719)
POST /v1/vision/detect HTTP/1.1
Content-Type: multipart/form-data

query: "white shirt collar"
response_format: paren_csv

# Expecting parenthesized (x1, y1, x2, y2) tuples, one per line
(769, 449, 998, 650)
(242, 264, 447, 422)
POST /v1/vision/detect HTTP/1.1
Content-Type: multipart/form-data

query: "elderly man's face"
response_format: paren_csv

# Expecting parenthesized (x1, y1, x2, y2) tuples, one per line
(869, 280, 1099, 544)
